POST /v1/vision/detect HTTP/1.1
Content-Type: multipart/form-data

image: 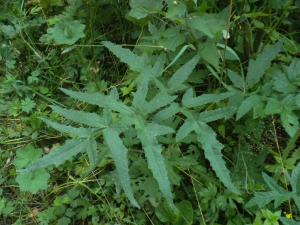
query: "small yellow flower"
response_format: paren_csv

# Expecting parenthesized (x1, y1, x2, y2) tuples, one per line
(285, 213, 293, 219)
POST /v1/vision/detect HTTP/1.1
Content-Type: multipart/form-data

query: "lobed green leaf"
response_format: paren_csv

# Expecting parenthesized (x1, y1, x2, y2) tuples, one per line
(51, 105, 107, 128)
(102, 41, 145, 72)
(246, 42, 282, 88)
(21, 139, 86, 172)
(168, 54, 200, 90)
(182, 88, 234, 108)
(103, 128, 139, 208)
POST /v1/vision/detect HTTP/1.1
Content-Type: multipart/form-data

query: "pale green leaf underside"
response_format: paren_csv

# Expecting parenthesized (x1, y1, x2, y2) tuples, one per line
(86, 138, 98, 170)
(145, 93, 177, 114)
(262, 173, 286, 193)
(61, 88, 133, 115)
(153, 103, 180, 122)
(281, 111, 299, 137)
(132, 76, 176, 115)
(291, 163, 300, 194)
(147, 123, 174, 137)
(188, 13, 226, 38)
(102, 41, 145, 72)
(132, 76, 149, 112)
(176, 119, 239, 194)
(227, 69, 245, 90)
(246, 191, 285, 208)
(42, 118, 92, 137)
(176, 120, 195, 142)
(129, 0, 163, 19)
(21, 139, 86, 172)
(194, 121, 240, 194)
(246, 42, 282, 88)
(164, 44, 193, 71)
(151, 54, 166, 77)
(168, 54, 200, 90)
(138, 125, 174, 207)
(61, 88, 106, 106)
(144, 143, 174, 206)
(103, 128, 139, 208)
(183, 88, 234, 108)
(198, 107, 236, 123)
(236, 95, 261, 120)
(51, 105, 107, 128)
